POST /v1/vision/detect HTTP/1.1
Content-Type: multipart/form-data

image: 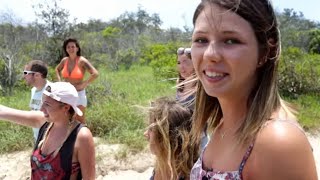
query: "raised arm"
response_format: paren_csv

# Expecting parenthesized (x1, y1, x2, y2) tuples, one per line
(76, 127, 95, 179)
(253, 121, 317, 180)
(0, 105, 46, 128)
(55, 58, 66, 82)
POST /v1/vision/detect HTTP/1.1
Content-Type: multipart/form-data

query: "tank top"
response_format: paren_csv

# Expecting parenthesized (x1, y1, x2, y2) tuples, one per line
(31, 122, 83, 180)
(61, 57, 84, 80)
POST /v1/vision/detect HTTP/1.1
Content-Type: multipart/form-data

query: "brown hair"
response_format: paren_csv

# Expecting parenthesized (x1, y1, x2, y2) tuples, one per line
(63, 38, 82, 57)
(27, 60, 48, 78)
(191, 0, 292, 146)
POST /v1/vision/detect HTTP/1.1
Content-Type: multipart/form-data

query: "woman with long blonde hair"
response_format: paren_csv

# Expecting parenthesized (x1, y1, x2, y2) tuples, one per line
(144, 97, 199, 180)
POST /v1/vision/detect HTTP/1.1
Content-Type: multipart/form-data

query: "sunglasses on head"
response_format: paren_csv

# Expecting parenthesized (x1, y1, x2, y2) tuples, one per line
(177, 47, 191, 57)
(23, 70, 36, 75)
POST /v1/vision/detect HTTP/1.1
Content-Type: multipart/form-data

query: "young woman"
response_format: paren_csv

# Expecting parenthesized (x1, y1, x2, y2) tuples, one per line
(189, 0, 317, 179)
(176, 47, 209, 150)
(0, 82, 95, 179)
(55, 38, 99, 123)
(144, 97, 199, 180)
(176, 47, 195, 106)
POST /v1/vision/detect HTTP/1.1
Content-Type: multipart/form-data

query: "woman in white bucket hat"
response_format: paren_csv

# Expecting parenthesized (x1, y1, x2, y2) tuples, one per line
(0, 82, 95, 180)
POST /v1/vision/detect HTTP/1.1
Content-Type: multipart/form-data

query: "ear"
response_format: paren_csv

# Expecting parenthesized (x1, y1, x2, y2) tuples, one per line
(62, 104, 71, 112)
(34, 72, 41, 78)
(257, 58, 267, 68)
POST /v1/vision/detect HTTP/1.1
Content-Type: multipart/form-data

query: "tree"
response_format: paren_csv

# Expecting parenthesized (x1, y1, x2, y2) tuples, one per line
(33, 0, 76, 65)
(0, 11, 31, 95)
(308, 29, 320, 54)
(277, 8, 319, 50)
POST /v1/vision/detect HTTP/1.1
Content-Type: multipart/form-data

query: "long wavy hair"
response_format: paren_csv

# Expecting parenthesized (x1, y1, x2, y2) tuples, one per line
(147, 97, 199, 180)
(191, 0, 297, 146)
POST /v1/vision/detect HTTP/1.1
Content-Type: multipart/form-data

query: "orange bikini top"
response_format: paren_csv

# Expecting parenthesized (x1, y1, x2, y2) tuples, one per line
(61, 57, 84, 80)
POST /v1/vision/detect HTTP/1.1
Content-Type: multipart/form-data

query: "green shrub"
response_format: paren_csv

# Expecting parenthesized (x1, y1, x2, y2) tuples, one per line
(279, 47, 320, 96)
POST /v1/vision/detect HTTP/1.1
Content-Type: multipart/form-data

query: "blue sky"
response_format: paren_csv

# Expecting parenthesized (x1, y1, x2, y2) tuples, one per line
(0, 0, 319, 29)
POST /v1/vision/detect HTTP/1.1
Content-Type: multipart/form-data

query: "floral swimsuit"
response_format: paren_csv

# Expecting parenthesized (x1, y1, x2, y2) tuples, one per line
(190, 142, 254, 180)
(190, 119, 307, 180)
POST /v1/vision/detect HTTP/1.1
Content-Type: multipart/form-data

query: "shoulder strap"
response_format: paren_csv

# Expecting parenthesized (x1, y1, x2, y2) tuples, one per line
(34, 122, 50, 151)
(238, 142, 254, 175)
(60, 123, 85, 179)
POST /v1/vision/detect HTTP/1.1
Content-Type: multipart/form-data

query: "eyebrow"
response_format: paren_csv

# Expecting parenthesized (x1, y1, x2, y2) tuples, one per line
(221, 30, 241, 35)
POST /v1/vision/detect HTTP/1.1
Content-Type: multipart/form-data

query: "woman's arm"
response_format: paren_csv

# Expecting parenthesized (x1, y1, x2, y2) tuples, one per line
(0, 105, 46, 128)
(76, 127, 96, 180)
(253, 121, 317, 180)
(79, 57, 99, 89)
(55, 58, 66, 82)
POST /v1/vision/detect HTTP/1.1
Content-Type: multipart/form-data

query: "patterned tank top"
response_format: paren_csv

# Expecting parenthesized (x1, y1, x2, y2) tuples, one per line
(190, 119, 306, 180)
(31, 122, 83, 180)
(190, 142, 254, 180)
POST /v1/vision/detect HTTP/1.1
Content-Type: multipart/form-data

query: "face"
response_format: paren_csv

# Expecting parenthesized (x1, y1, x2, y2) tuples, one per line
(66, 42, 78, 56)
(143, 121, 159, 155)
(191, 4, 259, 99)
(40, 95, 66, 121)
(177, 54, 194, 79)
(23, 65, 36, 86)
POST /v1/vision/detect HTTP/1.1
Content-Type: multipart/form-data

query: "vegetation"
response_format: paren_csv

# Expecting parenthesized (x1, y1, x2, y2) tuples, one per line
(0, 1, 319, 153)
(0, 66, 176, 153)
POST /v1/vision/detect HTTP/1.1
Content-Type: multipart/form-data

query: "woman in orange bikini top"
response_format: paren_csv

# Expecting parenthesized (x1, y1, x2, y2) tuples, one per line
(55, 38, 99, 123)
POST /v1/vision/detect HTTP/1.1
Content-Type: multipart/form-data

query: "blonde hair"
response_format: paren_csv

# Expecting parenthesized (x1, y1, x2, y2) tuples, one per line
(147, 97, 198, 180)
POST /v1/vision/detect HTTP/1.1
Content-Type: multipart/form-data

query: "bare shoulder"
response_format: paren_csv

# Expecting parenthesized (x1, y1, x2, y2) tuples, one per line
(56, 57, 67, 67)
(256, 120, 309, 149)
(252, 120, 317, 179)
(77, 126, 94, 142)
(61, 57, 68, 63)
(79, 56, 89, 63)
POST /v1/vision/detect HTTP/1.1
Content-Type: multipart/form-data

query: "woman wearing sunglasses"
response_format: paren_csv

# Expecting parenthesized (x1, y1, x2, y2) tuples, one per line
(0, 82, 95, 180)
(176, 47, 195, 107)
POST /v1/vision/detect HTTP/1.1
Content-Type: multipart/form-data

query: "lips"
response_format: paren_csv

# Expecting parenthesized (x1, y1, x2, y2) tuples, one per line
(204, 71, 226, 78)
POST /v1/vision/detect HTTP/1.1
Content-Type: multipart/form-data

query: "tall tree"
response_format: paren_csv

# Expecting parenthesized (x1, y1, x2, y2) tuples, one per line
(33, 0, 76, 65)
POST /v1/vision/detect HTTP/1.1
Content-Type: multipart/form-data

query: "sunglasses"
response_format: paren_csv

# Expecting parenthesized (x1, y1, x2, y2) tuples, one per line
(177, 47, 191, 57)
(23, 70, 36, 75)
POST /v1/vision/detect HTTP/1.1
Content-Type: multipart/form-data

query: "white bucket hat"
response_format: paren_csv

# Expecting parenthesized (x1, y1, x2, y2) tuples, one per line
(43, 82, 83, 116)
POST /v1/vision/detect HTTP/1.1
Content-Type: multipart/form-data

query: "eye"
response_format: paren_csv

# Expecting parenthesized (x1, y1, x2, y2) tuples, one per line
(224, 39, 241, 45)
(194, 38, 208, 44)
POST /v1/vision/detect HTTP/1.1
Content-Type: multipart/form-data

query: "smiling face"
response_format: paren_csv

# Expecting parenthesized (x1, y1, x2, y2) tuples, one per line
(191, 4, 259, 100)
(177, 54, 194, 79)
(66, 42, 79, 56)
(40, 95, 66, 121)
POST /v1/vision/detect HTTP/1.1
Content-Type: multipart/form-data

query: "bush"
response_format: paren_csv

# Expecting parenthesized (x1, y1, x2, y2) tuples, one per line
(279, 47, 320, 97)
(140, 42, 180, 80)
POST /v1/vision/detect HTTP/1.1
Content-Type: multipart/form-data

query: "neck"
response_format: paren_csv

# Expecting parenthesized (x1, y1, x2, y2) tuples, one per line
(69, 54, 77, 60)
(34, 79, 47, 91)
(218, 95, 248, 129)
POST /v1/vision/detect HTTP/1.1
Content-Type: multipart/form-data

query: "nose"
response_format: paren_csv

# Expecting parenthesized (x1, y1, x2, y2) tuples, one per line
(143, 130, 149, 139)
(40, 103, 45, 112)
(204, 42, 222, 62)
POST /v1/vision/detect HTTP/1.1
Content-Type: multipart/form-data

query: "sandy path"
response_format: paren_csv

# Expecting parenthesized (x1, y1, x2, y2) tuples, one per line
(0, 135, 319, 179)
